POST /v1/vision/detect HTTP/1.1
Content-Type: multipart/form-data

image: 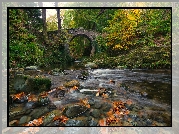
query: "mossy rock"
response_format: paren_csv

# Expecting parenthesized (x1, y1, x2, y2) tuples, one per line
(84, 62, 98, 69)
(25, 66, 38, 70)
(13, 74, 51, 93)
(33, 76, 51, 92)
(48, 68, 63, 76)
(116, 65, 126, 70)
(63, 80, 80, 87)
(13, 74, 28, 91)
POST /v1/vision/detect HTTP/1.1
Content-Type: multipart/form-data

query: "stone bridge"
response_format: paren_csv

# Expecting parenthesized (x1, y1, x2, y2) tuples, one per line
(47, 28, 99, 56)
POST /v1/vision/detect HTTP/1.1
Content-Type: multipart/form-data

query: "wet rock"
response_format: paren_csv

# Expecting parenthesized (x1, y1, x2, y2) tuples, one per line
(146, 119, 153, 125)
(124, 103, 134, 111)
(30, 107, 49, 119)
(128, 113, 138, 122)
(48, 68, 63, 76)
(122, 121, 133, 126)
(135, 118, 146, 126)
(47, 120, 61, 126)
(38, 96, 50, 106)
(101, 103, 113, 112)
(15, 68, 24, 75)
(48, 87, 66, 98)
(85, 62, 98, 69)
(88, 99, 95, 106)
(116, 65, 125, 70)
(89, 100, 101, 109)
(88, 118, 98, 126)
(13, 74, 51, 93)
(47, 103, 57, 111)
(77, 75, 88, 80)
(94, 102, 102, 109)
(25, 101, 38, 109)
(42, 113, 56, 126)
(19, 116, 31, 125)
(13, 74, 27, 91)
(24, 109, 33, 115)
(65, 119, 85, 126)
(25, 66, 38, 70)
(63, 80, 80, 87)
(90, 109, 101, 118)
(13, 98, 28, 104)
(24, 70, 42, 76)
(77, 70, 89, 80)
(141, 91, 148, 97)
(65, 104, 88, 118)
(43, 110, 64, 126)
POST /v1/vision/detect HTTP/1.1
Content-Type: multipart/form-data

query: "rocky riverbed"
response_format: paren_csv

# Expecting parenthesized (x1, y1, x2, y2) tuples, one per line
(8, 67, 171, 126)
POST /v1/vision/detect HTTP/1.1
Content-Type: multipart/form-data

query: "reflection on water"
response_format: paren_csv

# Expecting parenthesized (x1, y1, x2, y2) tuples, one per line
(85, 68, 171, 105)
(42, 63, 171, 106)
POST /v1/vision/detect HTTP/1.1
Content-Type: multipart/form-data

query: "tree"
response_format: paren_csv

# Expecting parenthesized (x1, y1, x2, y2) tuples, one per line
(38, 2, 48, 44)
(55, 2, 61, 35)
(9, 9, 43, 68)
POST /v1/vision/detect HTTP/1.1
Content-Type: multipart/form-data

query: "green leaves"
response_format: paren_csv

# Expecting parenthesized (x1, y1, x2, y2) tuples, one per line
(9, 9, 43, 68)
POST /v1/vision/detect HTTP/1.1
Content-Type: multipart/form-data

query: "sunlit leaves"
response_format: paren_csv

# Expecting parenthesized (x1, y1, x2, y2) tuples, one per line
(46, 15, 58, 31)
(103, 8, 171, 57)
(104, 9, 142, 53)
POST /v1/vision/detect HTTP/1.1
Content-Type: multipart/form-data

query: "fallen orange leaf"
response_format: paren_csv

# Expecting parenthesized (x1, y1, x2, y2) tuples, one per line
(99, 118, 107, 126)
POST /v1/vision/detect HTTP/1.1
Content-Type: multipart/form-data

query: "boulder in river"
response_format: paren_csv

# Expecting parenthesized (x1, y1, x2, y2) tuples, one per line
(13, 74, 51, 93)
(30, 107, 49, 119)
(63, 80, 80, 87)
(85, 62, 98, 69)
(19, 116, 31, 125)
(88, 118, 98, 126)
(25, 101, 38, 110)
(65, 118, 87, 126)
(48, 68, 63, 76)
(25, 66, 38, 70)
(90, 109, 101, 118)
(64, 104, 89, 118)
(65, 119, 83, 126)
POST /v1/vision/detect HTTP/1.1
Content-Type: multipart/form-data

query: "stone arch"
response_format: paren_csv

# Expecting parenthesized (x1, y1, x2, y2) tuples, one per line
(69, 34, 93, 43)
(67, 33, 96, 57)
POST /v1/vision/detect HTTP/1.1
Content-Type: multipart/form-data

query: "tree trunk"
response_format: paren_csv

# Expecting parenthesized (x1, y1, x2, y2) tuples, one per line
(55, 2, 61, 36)
(38, 2, 48, 44)
(42, 9, 47, 43)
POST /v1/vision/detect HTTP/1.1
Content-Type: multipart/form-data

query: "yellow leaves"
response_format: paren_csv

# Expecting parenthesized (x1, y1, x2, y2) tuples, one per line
(105, 9, 143, 52)
(128, 14, 136, 21)
(113, 32, 117, 36)
(113, 44, 123, 49)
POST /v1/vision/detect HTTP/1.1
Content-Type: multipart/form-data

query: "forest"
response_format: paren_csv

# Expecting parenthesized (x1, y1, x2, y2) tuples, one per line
(6, 2, 172, 128)
(8, 4, 171, 69)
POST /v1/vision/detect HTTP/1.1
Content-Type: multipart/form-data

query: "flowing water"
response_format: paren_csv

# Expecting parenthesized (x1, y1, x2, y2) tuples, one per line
(85, 68, 171, 105)
(8, 62, 171, 126)
(79, 68, 171, 109)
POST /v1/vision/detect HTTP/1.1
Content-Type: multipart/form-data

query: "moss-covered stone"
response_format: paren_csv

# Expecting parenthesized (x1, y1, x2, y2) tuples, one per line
(13, 74, 51, 93)
(33, 76, 51, 92)
(63, 80, 80, 87)
(84, 62, 98, 69)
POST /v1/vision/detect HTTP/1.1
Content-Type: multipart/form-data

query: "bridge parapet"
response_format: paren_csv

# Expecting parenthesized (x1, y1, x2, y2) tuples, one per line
(38, 28, 99, 57)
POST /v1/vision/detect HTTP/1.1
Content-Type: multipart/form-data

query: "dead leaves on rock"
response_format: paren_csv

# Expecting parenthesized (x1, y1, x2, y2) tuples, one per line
(99, 99, 132, 126)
